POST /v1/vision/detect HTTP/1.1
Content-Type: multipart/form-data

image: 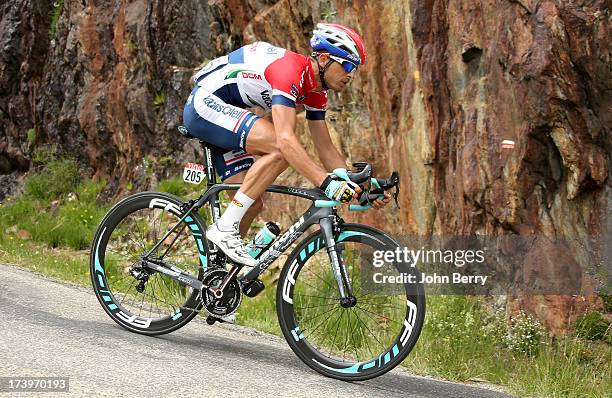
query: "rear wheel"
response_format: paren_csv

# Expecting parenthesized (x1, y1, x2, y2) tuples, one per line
(90, 192, 208, 335)
(276, 224, 425, 381)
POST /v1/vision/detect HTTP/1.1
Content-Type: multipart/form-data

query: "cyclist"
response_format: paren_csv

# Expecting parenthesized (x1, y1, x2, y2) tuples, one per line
(182, 23, 389, 267)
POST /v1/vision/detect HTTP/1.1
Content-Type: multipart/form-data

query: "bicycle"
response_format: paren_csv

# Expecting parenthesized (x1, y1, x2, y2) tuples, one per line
(90, 127, 425, 381)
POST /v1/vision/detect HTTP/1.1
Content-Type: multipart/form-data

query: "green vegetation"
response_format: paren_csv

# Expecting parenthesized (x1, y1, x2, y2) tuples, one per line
(347, 93, 361, 122)
(32, 145, 59, 165)
(402, 296, 611, 398)
(154, 92, 166, 109)
(26, 128, 37, 145)
(156, 175, 206, 198)
(0, 239, 91, 286)
(159, 155, 174, 167)
(24, 158, 79, 200)
(1, 158, 108, 250)
(600, 293, 612, 312)
(234, 276, 280, 335)
(49, 0, 64, 40)
(321, 0, 337, 21)
(575, 311, 611, 343)
(125, 38, 138, 53)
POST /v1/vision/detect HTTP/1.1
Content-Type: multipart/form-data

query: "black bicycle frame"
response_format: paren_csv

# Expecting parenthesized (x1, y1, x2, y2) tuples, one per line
(142, 141, 353, 300)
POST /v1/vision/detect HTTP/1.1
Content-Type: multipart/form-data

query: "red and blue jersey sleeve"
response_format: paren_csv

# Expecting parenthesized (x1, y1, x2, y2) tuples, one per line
(264, 52, 309, 108)
(301, 91, 327, 120)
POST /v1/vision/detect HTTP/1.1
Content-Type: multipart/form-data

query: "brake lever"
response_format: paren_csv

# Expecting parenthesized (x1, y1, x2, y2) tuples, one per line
(387, 171, 400, 209)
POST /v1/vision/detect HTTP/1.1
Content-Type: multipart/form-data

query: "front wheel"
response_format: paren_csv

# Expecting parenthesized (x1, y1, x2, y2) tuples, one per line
(276, 224, 425, 381)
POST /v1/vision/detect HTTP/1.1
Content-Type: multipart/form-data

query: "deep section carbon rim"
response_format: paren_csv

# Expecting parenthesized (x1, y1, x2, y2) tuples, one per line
(91, 192, 207, 335)
(277, 226, 425, 380)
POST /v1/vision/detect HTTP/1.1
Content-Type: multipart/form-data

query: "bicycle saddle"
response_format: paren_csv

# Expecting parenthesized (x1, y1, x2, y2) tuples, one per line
(178, 125, 197, 140)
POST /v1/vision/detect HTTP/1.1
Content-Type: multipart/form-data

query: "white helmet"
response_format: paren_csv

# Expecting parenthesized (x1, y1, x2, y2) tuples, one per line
(310, 22, 367, 65)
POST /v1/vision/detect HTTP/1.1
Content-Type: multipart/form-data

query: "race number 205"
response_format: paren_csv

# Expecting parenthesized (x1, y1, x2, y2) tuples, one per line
(183, 162, 206, 185)
(0, 377, 69, 392)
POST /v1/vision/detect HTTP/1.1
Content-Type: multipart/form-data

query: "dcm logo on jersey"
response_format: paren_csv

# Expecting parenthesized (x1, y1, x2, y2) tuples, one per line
(241, 72, 262, 80)
(226, 69, 262, 80)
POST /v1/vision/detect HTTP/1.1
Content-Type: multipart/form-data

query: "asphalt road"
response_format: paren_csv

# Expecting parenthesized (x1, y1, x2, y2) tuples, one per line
(0, 263, 517, 397)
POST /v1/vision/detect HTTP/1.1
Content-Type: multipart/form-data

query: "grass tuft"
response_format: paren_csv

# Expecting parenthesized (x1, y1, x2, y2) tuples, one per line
(24, 159, 80, 201)
(49, 0, 64, 40)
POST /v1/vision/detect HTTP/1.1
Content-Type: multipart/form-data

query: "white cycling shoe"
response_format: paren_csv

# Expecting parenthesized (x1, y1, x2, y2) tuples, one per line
(206, 221, 258, 267)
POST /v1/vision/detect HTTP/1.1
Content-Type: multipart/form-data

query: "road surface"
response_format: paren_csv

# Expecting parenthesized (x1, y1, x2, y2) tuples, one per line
(0, 263, 516, 397)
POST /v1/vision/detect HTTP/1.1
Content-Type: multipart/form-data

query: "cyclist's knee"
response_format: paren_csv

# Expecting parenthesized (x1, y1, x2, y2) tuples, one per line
(269, 150, 288, 167)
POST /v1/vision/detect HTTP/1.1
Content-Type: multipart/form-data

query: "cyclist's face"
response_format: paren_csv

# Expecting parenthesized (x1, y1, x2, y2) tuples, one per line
(320, 54, 355, 91)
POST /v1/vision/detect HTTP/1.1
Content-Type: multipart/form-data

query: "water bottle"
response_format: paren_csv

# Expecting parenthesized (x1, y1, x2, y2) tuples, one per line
(246, 221, 281, 259)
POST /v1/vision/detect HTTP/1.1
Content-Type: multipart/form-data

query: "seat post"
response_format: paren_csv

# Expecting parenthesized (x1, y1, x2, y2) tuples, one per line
(201, 142, 218, 185)
(200, 141, 222, 223)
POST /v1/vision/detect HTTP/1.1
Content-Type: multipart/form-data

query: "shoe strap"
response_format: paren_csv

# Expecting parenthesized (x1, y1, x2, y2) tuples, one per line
(220, 231, 250, 257)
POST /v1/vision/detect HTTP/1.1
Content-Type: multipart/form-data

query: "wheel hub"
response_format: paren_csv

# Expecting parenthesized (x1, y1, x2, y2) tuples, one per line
(339, 296, 357, 308)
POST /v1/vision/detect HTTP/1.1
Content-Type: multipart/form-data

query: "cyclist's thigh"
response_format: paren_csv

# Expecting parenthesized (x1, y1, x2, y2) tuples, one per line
(245, 117, 279, 156)
(183, 87, 259, 151)
(210, 146, 254, 182)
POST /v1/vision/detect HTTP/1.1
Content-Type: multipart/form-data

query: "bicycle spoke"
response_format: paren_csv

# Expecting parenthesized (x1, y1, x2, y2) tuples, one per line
(295, 277, 335, 298)
(297, 303, 340, 326)
(341, 309, 356, 360)
(119, 278, 137, 306)
(294, 301, 337, 310)
(329, 310, 346, 355)
(301, 307, 341, 340)
(302, 261, 336, 291)
(295, 293, 338, 301)
(352, 309, 377, 359)
(351, 307, 388, 353)
(355, 304, 403, 327)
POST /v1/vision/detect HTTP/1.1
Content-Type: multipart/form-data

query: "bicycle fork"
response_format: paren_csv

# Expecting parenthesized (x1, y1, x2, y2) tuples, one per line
(319, 216, 357, 308)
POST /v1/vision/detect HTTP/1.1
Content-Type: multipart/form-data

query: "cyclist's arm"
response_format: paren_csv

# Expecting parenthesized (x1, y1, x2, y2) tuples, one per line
(309, 118, 390, 208)
(308, 119, 347, 171)
(272, 105, 328, 186)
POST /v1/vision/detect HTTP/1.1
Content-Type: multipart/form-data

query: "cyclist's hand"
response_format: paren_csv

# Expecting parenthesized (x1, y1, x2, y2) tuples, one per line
(372, 192, 391, 209)
(356, 177, 391, 209)
(320, 169, 361, 203)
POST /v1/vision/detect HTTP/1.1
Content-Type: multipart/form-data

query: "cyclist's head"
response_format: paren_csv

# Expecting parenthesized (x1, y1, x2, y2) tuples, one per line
(310, 22, 366, 91)
(310, 23, 366, 66)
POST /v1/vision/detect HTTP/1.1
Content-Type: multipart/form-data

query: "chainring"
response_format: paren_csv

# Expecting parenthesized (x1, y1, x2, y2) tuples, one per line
(200, 269, 242, 317)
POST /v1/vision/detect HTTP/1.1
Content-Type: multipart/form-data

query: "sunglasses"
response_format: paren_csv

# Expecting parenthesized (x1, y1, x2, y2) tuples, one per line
(328, 55, 358, 73)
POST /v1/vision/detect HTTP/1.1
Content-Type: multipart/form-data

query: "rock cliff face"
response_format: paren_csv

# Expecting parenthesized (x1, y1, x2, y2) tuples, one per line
(0, 0, 609, 333)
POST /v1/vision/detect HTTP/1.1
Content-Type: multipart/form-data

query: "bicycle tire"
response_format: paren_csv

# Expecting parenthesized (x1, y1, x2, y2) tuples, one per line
(276, 223, 425, 381)
(90, 191, 208, 335)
